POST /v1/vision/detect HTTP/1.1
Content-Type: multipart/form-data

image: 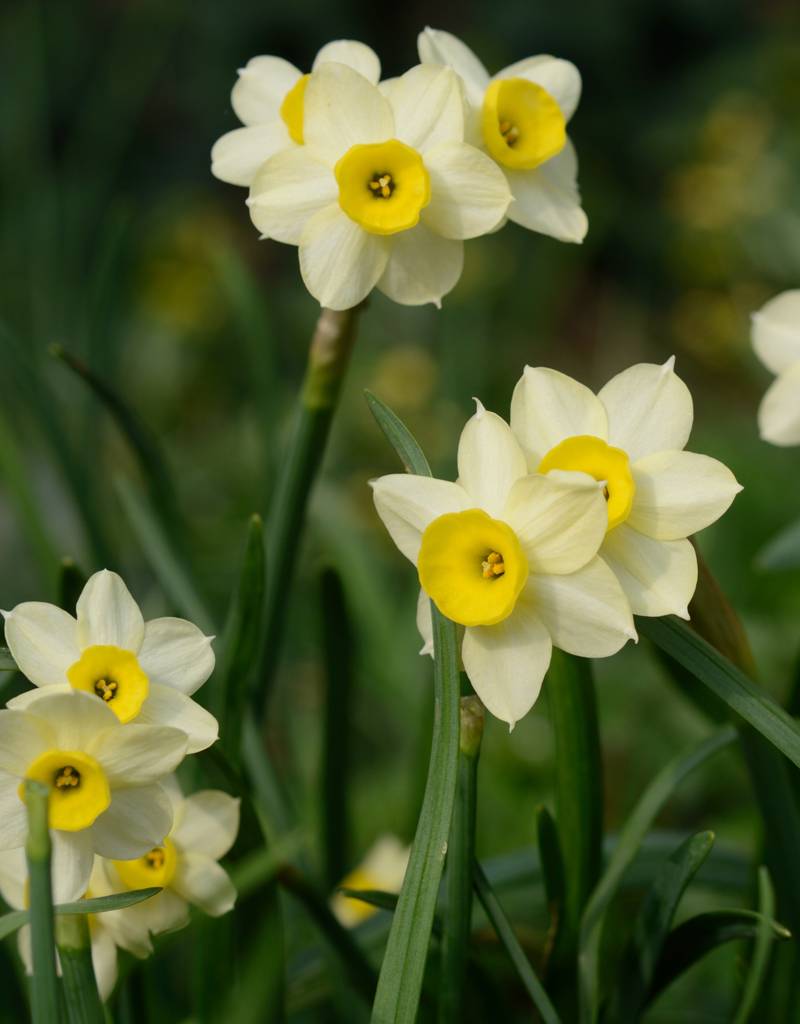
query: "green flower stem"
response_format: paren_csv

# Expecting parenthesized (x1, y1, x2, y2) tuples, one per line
(256, 304, 361, 714)
(438, 696, 484, 1023)
(55, 914, 104, 1024)
(25, 780, 60, 1024)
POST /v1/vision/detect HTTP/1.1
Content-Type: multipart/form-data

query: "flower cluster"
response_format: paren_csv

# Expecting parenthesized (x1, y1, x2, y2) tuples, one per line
(0, 571, 239, 998)
(212, 31, 587, 310)
(373, 360, 741, 727)
(752, 290, 800, 446)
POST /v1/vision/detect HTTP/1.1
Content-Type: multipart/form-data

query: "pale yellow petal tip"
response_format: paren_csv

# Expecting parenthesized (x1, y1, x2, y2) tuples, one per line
(418, 641, 434, 658)
(471, 397, 487, 418)
(1, 609, 10, 621)
(507, 719, 516, 733)
(660, 355, 677, 376)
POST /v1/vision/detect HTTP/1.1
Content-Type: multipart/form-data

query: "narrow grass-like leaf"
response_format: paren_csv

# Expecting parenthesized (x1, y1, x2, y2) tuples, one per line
(473, 861, 561, 1024)
(0, 887, 161, 944)
(578, 726, 736, 1024)
(58, 557, 87, 614)
(338, 888, 400, 915)
(0, 910, 28, 942)
(25, 780, 59, 1024)
(536, 805, 565, 969)
(0, 647, 16, 671)
(734, 867, 778, 1023)
(56, 913, 104, 1024)
(755, 517, 800, 571)
(365, 390, 432, 476)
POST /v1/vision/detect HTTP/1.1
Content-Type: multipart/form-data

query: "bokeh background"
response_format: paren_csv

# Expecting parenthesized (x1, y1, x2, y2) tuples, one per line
(2, 0, 800, 1020)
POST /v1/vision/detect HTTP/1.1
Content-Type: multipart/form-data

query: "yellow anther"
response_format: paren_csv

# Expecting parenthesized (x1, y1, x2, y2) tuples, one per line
(481, 551, 506, 578)
(368, 172, 394, 199)
(55, 765, 81, 789)
(94, 678, 118, 702)
(145, 848, 166, 870)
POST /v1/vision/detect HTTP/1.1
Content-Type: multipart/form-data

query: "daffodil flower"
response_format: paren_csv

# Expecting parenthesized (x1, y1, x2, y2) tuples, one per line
(0, 690, 186, 900)
(0, 849, 120, 1001)
(330, 835, 410, 928)
(3, 569, 217, 754)
(418, 27, 587, 243)
(510, 359, 742, 619)
(751, 290, 800, 446)
(92, 778, 240, 955)
(211, 40, 381, 187)
(372, 404, 635, 726)
(247, 62, 512, 310)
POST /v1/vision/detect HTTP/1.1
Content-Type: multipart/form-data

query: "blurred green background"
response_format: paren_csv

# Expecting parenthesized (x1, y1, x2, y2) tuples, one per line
(2, 0, 800, 1019)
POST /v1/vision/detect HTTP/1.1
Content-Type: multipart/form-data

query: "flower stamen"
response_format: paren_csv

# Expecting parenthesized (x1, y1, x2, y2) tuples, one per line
(368, 173, 394, 199)
(94, 678, 118, 702)
(145, 848, 166, 870)
(481, 551, 505, 578)
(54, 765, 81, 789)
(499, 120, 520, 146)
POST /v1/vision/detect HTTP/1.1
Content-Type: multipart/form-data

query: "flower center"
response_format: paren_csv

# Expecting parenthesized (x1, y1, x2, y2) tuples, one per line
(538, 435, 636, 531)
(481, 77, 566, 170)
(67, 645, 149, 724)
(279, 73, 309, 145)
(335, 139, 431, 236)
(418, 509, 529, 627)
(114, 837, 177, 890)
(22, 750, 111, 831)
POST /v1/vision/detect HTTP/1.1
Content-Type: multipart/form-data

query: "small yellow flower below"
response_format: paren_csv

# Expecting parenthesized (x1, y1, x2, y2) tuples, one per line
(114, 837, 178, 890)
(482, 78, 566, 170)
(23, 750, 111, 831)
(538, 435, 635, 531)
(280, 74, 310, 144)
(67, 645, 149, 724)
(335, 140, 431, 236)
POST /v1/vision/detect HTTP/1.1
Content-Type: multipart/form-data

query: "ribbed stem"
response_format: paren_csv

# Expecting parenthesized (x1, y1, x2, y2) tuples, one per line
(25, 780, 60, 1024)
(55, 914, 104, 1024)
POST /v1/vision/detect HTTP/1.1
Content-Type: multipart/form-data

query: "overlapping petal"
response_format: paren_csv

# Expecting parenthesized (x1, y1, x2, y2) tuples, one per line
(312, 40, 381, 84)
(456, 405, 527, 516)
(137, 617, 215, 696)
(751, 290, 800, 374)
(495, 56, 582, 121)
(91, 785, 173, 860)
(0, 773, 29, 850)
(422, 141, 511, 239)
(172, 852, 236, 916)
(2, 603, 79, 689)
(231, 56, 301, 126)
(136, 686, 218, 754)
(601, 527, 697, 619)
(172, 791, 240, 861)
(90, 725, 187, 787)
(76, 571, 144, 652)
(51, 829, 95, 903)
(387, 64, 464, 152)
(758, 362, 800, 446)
(303, 63, 394, 165)
(370, 476, 469, 563)
(417, 27, 490, 107)
(505, 141, 588, 243)
(211, 123, 292, 187)
(248, 149, 337, 245)
(0, 709, 54, 774)
(299, 204, 390, 310)
(377, 226, 463, 308)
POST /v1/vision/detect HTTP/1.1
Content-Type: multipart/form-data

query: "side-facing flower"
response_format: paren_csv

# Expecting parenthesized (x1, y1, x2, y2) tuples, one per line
(330, 835, 410, 928)
(211, 40, 381, 187)
(511, 359, 742, 619)
(418, 27, 587, 243)
(372, 403, 635, 727)
(3, 569, 217, 754)
(0, 849, 119, 1001)
(751, 290, 800, 446)
(0, 690, 186, 900)
(92, 778, 240, 956)
(247, 62, 511, 310)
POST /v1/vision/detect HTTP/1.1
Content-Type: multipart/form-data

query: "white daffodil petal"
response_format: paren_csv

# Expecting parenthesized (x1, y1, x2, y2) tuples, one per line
(758, 362, 800, 446)
(601, 527, 697, 619)
(510, 365, 608, 467)
(530, 558, 635, 658)
(6, 684, 71, 711)
(137, 686, 218, 754)
(370, 476, 469, 563)
(172, 791, 240, 861)
(248, 148, 337, 245)
(456, 406, 527, 517)
(417, 27, 490, 108)
(91, 786, 173, 860)
(303, 63, 393, 164)
(137, 617, 215, 696)
(3, 603, 79, 689)
(108, 888, 189, 952)
(462, 603, 552, 728)
(0, 848, 26, 909)
(751, 290, 800, 374)
(0, 709, 54, 774)
(231, 56, 301, 126)
(629, 450, 742, 540)
(32, 691, 118, 751)
(90, 725, 187, 787)
(299, 204, 389, 310)
(496, 56, 581, 121)
(387, 64, 464, 151)
(312, 40, 381, 84)
(422, 141, 512, 240)
(504, 471, 607, 574)
(92, 927, 119, 1002)
(173, 852, 237, 917)
(51, 829, 95, 902)
(76, 571, 144, 652)
(378, 226, 463, 309)
(0, 774, 29, 850)
(211, 122, 292, 187)
(598, 358, 694, 462)
(416, 589, 434, 656)
(505, 141, 588, 243)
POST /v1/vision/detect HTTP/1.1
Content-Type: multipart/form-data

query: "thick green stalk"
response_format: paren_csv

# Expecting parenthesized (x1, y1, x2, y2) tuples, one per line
(438, 696, 484, 1023)
(256, 305, 360, 712)
(55, 914, 104, 1024)
(25, 780, 60, 1024)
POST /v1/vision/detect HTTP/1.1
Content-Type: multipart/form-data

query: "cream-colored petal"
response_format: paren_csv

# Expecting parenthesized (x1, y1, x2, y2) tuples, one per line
(172, 791, 240, 861)
(377, 226, 463, 308)
(371, 476, 469, 564)
(303, 63, 393, 165)
(211, 122, 292, 187)
(505, 141, 587, 243)
(462, 603, 551, 728)
(751, 290, 800, 375)
(529, 558, 635, 658)
(422, 141, 512, 240)
(0, 848, 26, 909)
(417, 27, 490, 109)
(2, 603, 80, 688)
(0, 774, 28, 850)
(91, 926, 118, 1002)
(51, 829, 95, 902)
(386, 64, 464, 151)
(231, 56, 301, 126)
(629, 450, 742, 540)
(76, 571, 144, 652)
(510, 365, 608, 468)
(504, 471, 607, 574)
(456, 404, 527, 516)
(601, 527, 697, 619)
(137, 686, 218, 755)
(137, 617, 215, 696)
(299, 205, 389, 310)
(495, 56, 581, 121)
(758, 362, 800, 446)
(91, 785, 173, 860)
(91, 725, 187, 787)
(0, 709, 55, 775)
(598, 357, 694, 462)
(416, 589, 434, 656)
(248, 148, 337, 245)
(313, 40, 381, 83)
(26, 690, 118, 752)
(173, 853, 236, 917)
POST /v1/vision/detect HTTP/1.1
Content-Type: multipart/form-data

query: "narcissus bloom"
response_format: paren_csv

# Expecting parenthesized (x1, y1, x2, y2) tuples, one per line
(247, 62, 512, 310)
(211, 40, 381, 187)
(419, 27, 587, 243)
(331, 835, 410, 928)
(0, 690, 186, 900)
(751, 290, 800, 446)
(511, 359, 742, 619)
(372, 404, 634, 726)
(93, 778, 239, 955)
(3, 569, 217, 754)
